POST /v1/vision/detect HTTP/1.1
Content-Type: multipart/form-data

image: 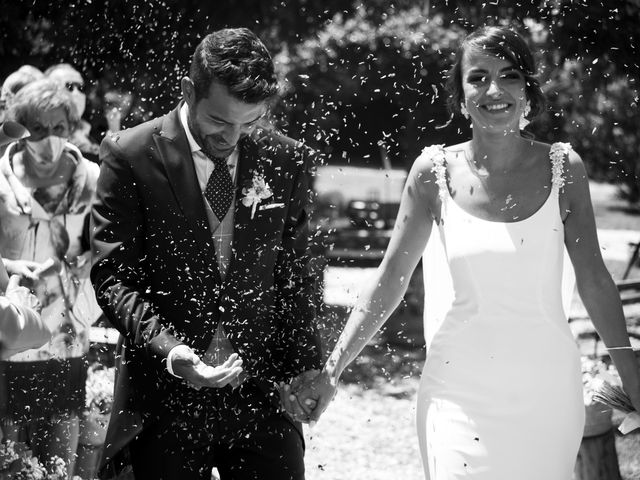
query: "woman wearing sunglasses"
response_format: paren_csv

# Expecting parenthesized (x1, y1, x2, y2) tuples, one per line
(46, 63, 100, 164)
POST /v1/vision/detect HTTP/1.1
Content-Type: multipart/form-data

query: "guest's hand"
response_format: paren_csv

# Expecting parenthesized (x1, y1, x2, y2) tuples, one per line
(279, 369, 320, 423)
(173, 350, 243, 389)
(292, 369, 338, 425)
(3, 259, 40, 283)
(4, 274, 41, 314)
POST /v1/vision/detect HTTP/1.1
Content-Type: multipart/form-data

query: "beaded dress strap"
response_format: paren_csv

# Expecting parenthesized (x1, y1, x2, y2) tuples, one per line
(423, 144, 447, 200)
(549, 142, 572, 190)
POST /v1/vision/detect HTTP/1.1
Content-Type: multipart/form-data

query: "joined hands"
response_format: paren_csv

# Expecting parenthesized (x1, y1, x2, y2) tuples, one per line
(279, 369, 338, 425)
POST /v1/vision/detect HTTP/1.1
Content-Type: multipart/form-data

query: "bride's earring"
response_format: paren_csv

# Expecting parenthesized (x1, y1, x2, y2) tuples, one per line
(460, 103, 469, 119)
(519, 100, 531, 129)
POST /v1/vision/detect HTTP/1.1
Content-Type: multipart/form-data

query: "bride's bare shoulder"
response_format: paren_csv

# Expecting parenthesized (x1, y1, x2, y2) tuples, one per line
(408, 144, 450, 202)
(412, 141, 468, 173)
(413, 143, 455, 170)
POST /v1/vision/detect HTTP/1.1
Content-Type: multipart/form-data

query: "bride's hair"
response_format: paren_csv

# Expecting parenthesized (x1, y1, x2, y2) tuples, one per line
(445, 26, 546, 123)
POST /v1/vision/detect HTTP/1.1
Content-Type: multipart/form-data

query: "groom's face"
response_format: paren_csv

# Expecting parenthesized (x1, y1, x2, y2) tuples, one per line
(182, 78, 266, 159)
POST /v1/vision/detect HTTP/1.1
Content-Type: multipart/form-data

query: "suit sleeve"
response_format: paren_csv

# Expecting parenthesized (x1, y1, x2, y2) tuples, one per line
(275, 144, 323, 376)
(90, 135, 182, 362)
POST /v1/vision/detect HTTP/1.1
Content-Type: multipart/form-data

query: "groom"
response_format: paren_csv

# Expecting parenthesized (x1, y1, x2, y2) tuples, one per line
(90, 28, 322, 479)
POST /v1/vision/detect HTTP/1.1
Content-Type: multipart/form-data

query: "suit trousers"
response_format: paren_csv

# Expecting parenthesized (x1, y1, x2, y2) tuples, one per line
(129, 380, 305, 480)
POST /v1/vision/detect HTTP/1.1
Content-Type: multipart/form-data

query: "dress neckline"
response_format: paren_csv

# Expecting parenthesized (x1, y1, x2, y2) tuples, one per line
(427, 141, 570, 226)
(444, 185, 555, 225)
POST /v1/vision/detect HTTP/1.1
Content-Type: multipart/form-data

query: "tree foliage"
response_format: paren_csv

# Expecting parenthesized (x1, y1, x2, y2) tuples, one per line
(540, 0, 640, 201)
(277, 5, 467, 169)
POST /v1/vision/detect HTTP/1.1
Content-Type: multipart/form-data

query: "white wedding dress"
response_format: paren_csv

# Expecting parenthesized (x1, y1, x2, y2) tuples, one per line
(416, 143, 584, 480)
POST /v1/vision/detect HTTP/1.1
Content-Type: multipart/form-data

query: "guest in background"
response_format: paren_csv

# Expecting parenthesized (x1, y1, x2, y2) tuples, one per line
(102, 88, 133, 135)
(0, 127, 50, 359)
(1, 66, 44, 118)
(0, 119, 40, 280)
(0, 66, 44, 155)
(46, 63, 100, 163)
(0, 78, 100, 476)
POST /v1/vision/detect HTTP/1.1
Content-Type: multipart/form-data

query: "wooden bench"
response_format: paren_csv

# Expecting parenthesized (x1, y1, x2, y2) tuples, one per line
(617, 279, 640, 307)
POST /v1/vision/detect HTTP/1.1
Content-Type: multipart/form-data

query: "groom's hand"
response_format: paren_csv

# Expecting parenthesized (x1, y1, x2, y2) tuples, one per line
(278, 369, 320, 423)
(292, 370, 338, 425)
(172, 349, 243, 389)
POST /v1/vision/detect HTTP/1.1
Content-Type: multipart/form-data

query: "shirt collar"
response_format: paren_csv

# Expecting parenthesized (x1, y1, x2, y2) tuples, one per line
(179, 103, 202, 155)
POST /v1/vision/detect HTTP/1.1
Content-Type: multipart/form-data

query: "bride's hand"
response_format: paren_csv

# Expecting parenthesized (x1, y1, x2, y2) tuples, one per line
(279, 369, 320, 423)
(291, 369, 338, 425)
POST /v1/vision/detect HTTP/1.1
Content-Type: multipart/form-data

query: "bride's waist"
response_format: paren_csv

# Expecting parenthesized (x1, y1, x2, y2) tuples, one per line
(426, 314, 575, 353)
(446, 299, 564, 319)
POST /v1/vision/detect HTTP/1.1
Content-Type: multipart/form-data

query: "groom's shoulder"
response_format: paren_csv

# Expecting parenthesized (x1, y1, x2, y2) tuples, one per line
(101, 116, 165, 161)
(103, 116, 164, 154)
(252, 127, 319, 167)
(253, 127, 304, 152)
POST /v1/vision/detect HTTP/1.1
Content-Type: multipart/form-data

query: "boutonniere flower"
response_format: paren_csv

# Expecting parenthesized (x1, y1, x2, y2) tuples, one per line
(241, 173, 273, 219)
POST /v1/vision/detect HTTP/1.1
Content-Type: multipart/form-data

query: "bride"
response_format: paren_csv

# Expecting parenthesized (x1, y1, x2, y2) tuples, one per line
(289, 26, 640, 480)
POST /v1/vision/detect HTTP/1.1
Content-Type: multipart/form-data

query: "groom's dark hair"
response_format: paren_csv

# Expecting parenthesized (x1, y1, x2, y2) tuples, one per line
(189, 28, 279, 103)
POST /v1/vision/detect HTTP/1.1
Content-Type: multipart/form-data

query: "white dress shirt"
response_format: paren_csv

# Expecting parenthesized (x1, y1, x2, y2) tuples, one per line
(166, 104, 240, 379)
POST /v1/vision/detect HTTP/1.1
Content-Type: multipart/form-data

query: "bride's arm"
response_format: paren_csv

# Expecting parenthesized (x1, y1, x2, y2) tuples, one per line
(563, 149, 640, 413)
(298, 153, 439, 421)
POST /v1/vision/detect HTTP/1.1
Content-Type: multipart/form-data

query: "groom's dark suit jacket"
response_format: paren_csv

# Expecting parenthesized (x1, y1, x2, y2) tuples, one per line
(90, 103, 322, 473)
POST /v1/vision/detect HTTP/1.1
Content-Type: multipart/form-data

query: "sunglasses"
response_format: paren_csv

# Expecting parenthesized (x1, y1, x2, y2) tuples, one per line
(65, 82, 85, 93)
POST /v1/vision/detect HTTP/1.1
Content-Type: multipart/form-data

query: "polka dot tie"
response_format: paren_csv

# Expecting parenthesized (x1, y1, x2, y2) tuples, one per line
(204, 156, 234, 220)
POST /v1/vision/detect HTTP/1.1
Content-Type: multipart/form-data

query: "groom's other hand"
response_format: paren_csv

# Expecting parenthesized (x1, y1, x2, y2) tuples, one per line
(279, 369, 320, 423)
(171, 347, 243, 389)
(293, 370, 338, 426)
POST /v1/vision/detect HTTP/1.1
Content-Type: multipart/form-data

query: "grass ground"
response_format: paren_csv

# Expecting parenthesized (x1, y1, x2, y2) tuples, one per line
(305, 181, 640, 480)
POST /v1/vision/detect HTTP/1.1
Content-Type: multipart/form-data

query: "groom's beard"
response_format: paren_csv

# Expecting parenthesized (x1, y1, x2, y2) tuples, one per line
(201, 133, 240, 159)
(189, 117, 242, 159)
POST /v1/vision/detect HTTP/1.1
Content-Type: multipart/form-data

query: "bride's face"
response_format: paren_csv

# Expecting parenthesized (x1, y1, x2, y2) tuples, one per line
(460, 50, 527, 133)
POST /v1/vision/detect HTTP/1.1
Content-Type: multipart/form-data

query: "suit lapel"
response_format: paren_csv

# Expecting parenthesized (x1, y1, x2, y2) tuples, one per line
(152, 105, 221, 282)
